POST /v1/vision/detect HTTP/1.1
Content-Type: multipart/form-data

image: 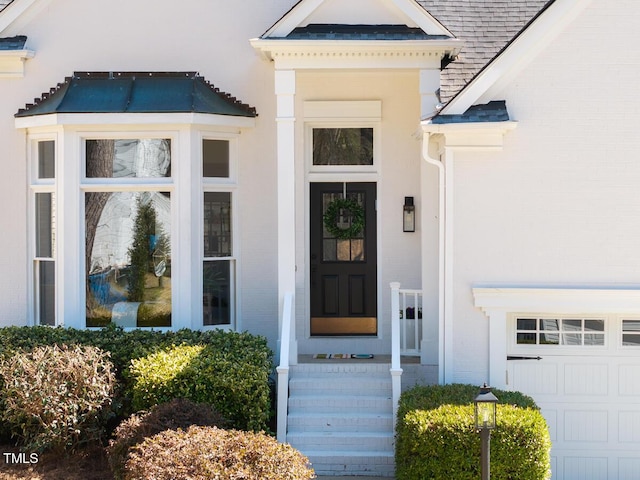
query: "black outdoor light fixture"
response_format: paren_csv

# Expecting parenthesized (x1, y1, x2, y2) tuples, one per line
(474, 383, 499, 480)
(403, 196, 415, 232)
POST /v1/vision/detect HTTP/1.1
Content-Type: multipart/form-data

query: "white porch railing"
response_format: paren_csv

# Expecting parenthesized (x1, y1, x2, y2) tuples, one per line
(276, 292, 295, 443)
(390, 283, 424, 424)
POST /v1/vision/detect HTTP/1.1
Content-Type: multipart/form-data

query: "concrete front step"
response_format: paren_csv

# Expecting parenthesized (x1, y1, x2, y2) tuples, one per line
(288, 393, 393, 414)
(286, 363, 396, 477)
(306, 450, 396, 477)
(288, 411, 393, 432)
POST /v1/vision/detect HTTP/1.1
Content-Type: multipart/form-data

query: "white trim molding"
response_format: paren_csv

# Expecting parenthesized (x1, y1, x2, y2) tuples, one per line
(473, 287, 640, 389)
(0, 48, 33, 77)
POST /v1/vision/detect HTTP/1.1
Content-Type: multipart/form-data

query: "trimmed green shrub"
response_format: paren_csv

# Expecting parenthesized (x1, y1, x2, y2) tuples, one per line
(129, 342, 271, 431)
(396, 384, 551, 480)
(123, 425, 315, 480)
(0, 344, 115, 453)
(108, 398, 227, 480)
(0, 325, 273, 419)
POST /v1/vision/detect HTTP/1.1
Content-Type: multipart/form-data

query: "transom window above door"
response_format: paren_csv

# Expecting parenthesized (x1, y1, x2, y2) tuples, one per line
(313, 128, 373, 166)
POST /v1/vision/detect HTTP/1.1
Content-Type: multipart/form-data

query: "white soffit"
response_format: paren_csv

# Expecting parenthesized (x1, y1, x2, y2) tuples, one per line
(261, 0, 453, 39)
(442, 0, 595, 115)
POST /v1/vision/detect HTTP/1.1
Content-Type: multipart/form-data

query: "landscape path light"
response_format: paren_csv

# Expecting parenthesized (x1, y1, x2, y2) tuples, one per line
(474, 383, 499, 480)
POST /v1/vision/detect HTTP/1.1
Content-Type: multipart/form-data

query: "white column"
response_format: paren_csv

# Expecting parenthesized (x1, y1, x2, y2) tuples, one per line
(275, 70, 297, 360)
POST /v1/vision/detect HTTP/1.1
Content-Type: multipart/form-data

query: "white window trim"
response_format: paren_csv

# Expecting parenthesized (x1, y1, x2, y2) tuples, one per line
(28, 134, 58, 326)
(199, 132, 240, 330)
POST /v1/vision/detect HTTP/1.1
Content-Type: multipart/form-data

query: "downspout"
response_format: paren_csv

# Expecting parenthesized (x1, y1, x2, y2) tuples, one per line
(422, 133, 446, 384)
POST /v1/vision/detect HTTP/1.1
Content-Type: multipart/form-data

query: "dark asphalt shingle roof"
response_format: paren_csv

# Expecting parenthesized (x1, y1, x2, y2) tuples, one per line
(0, 35, 26, 50)
(15, 72, 257, 118)
(286, 24, 450, 40)
(418, 0, 552, 103)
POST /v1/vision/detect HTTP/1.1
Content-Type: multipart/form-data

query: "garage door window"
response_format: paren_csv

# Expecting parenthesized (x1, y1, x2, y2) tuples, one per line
(622, 319, 640, 346)
(516, 317, 605, 346)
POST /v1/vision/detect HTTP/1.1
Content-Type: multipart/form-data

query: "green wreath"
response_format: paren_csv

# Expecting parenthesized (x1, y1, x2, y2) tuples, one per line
(323, 198, 365, 239)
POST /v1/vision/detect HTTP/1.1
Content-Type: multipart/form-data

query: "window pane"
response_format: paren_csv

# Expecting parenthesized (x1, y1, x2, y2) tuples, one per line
(203, 139, 229, 178)
(540, 319, 559, 331)
(623, 320, 640, 332)
(38, 261, 55, 326)
(38, 141, 55, 179)
(35, 192, 54, 258)
(516, 332, 536, 344)
(517, 318, 536, 330)
(313, 128, 373, 165)
(86, 191, 171, 327)
(204, 192, 232, 257)
(585, 319, 605, 332)
(623, 334, 640, 346)
(203, 260, 231, 325)
(86, 139, 171, 178)
(562, 319, 582, 331)
(584, 334, 604, 346)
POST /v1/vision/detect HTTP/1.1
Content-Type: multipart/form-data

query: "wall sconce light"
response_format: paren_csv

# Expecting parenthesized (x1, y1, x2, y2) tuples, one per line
(403, 196, 415, 232)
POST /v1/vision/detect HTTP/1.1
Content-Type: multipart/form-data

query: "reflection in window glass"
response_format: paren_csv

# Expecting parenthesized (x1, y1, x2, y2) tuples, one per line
(85, 191, 171, 327)
(313, 128, 373, 165)
(203, 260, 231, 325)
(38, 141, 55, 179)
(516, 317, 605, 346)
(622, 320, 640, 346)
(35, 193, 54, 258)
(86, 139, 171, 178)
(38, 261, 55, 326)
(204, 192, 231, 257)
(203, 140, 229, 178)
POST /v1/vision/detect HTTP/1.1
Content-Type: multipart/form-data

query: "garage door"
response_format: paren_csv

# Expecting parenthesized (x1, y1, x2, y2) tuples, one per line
(507, 316, 640, 480)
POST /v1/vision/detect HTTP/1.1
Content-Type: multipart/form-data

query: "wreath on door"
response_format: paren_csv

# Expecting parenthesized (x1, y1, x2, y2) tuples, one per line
(323, 198, 365, 239)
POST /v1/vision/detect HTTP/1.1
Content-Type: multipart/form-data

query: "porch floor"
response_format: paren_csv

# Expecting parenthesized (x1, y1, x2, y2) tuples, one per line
(298, 354, 420, 364)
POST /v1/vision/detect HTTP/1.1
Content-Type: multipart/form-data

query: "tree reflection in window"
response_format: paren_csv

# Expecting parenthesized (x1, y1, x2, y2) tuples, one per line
(313, 128, 373, 166)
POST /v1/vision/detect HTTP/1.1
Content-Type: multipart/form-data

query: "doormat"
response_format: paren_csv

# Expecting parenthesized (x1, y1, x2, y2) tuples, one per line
(313, 353, 374, 359)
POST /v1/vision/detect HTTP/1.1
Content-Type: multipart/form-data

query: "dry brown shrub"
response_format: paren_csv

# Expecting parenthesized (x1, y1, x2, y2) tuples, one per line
(123, 425, 316, 480)
(107, 398, 226, 480)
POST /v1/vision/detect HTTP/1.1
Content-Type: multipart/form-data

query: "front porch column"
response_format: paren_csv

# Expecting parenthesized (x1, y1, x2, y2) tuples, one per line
(275, 69, 297, 364)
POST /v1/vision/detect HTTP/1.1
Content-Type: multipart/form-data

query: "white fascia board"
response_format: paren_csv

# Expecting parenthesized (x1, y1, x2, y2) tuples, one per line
(442, 0, 595, 115)
(390, 0, 454, 37)
(421, 120, 517, 151)
(474, 287, 640, 315)
(250, 37, 462, 66)
(0, 48, 34, 77)
(0, 0, 51, 35)
(262, 0, 325, 38)
(15, 112, 256, 130)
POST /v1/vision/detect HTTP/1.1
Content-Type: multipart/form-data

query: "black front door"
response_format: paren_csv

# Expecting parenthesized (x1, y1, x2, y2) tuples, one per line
(310, 182, 377, 335)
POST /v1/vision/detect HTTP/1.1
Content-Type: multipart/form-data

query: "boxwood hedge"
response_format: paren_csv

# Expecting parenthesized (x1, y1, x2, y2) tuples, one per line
(396, 384, 551, 480)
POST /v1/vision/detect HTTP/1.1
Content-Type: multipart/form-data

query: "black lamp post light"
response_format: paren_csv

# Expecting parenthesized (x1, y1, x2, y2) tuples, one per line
(474, 383, 499, 480)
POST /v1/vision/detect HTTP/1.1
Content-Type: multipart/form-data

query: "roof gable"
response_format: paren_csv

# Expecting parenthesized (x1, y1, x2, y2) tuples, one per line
(15, 72, 257, 118)
(262, 0, 453, 39)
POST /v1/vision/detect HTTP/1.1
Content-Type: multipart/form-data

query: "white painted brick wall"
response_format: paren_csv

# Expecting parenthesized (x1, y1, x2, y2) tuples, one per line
(450, 0, 640, 383)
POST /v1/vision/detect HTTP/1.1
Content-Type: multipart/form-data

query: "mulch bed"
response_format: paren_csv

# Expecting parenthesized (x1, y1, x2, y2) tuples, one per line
(0, 444, 112, 480)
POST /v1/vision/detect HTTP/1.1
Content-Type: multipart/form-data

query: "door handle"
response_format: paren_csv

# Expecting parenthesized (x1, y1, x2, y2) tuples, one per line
(507, 356, 542, 361)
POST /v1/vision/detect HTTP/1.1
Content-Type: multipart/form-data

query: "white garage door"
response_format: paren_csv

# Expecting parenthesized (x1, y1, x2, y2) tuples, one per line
(507, 316, 640, 480)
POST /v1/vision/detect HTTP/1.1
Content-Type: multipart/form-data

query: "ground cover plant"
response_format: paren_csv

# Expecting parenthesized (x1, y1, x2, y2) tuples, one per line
(396, 384, 551, 480)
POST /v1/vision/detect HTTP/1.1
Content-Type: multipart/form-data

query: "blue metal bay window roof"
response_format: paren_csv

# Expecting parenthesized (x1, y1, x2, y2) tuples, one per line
(15, 71, 257, 118)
